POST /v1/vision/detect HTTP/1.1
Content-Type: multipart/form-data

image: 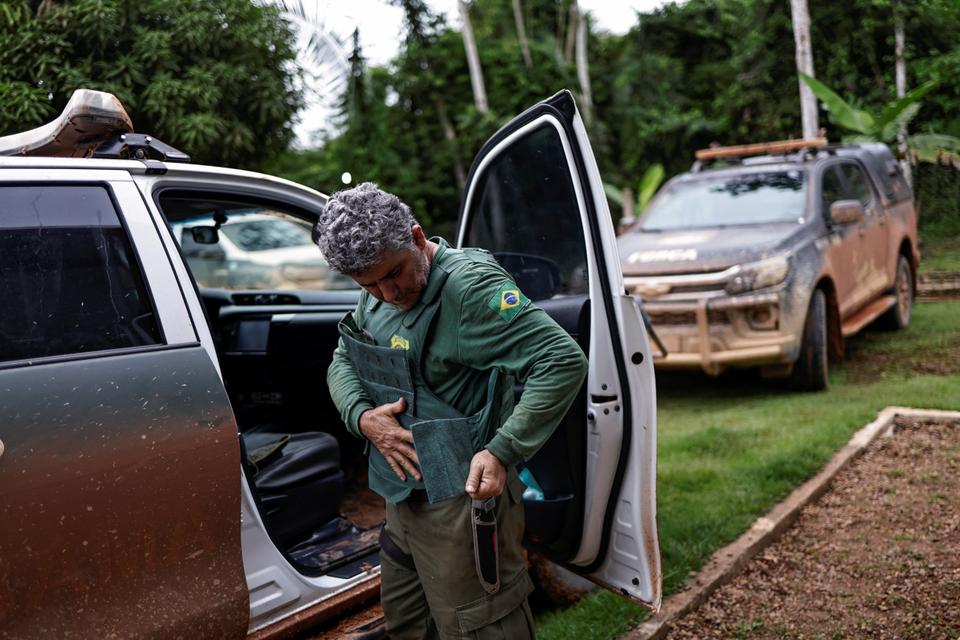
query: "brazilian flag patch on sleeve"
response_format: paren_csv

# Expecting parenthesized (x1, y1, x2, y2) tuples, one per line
(488, 282, 530, 323)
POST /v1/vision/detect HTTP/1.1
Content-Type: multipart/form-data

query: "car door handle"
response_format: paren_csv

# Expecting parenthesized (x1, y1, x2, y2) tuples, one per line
(0, 438, 5, 460)
(590, 394, 619, 404)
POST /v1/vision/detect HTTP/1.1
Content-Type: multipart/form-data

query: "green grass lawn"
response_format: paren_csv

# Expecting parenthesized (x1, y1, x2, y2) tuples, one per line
(536, 300, 960, 640)
(920, 234, 960, 273)
(918, 217, 960, 274)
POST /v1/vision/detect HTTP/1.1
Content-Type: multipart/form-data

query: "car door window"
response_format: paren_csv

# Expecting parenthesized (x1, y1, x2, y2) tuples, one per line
(820, 166, 846, 216)
(462, 124, 589, 300)
(158, 192, 356, 291)
(838, 162, 873, 210)
(0, 185, 162, 363)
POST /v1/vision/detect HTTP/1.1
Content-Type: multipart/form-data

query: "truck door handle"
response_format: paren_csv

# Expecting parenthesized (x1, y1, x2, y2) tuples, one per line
(590, 394, 619, 404)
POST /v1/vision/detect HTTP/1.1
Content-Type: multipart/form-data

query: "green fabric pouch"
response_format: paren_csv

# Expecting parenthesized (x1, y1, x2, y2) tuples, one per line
(412, 370, 503, 503)
(338, 314, 416, 413)
(410, 415, 479, 503)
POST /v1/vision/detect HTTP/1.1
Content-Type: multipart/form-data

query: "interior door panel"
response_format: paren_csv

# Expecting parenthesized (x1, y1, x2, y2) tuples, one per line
(519, 296, 590, 559)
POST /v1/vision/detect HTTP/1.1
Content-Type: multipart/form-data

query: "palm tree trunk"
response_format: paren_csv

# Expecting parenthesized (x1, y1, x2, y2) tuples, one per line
(512, 0, 533, 68)
(790, 0, 818, 139)
(621, 187, 635, 226)
(36, 0, 58, 17)
(554, 2, 566, 64)
(574, 3, 593, 126)
(435, 98, 467, 190)
(894, 6, 912, 186)
(458, 0, 489, 114)
(564, 2, 577, 64)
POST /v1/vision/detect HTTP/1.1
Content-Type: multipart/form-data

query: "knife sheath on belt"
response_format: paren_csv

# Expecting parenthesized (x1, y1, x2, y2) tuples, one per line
(472, 497, 500, 594)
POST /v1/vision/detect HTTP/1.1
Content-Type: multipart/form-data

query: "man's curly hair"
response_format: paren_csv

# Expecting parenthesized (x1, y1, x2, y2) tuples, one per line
(313, 182, 418, 275)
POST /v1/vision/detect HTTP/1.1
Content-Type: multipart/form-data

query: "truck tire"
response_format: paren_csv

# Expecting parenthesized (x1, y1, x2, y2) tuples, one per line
(790, 289, 828, 391)
(877, 254, 914, 330)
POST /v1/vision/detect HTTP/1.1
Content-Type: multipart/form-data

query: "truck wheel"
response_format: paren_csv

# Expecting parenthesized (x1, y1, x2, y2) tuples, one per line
(790, 289, 828, 391)
(877, 255, 914, 330)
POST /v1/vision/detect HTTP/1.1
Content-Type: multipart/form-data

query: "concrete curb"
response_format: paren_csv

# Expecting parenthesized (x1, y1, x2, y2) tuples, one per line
(623, 406, 960, 640)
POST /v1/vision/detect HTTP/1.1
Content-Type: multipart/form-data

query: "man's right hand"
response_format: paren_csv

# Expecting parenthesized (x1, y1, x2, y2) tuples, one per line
(359, 397, 421, 482)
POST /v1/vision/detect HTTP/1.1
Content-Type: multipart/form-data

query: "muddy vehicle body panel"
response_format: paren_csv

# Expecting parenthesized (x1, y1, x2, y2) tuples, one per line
(0, 349, 249, 639)
(0, 173, 249, 638)
(619, 143, 917, 378)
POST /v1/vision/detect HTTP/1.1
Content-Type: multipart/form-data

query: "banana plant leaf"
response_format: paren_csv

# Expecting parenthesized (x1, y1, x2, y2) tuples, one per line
(603, 182, 624, 206)
(874, 79, 939, 137)
(907, 133, 960, 165)
(880, 102, 921, 142)
(799, 72, 874, 134)
(637, 163, 665, 212)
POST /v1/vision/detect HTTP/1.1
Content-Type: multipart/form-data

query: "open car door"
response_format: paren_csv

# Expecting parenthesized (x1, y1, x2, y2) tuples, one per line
(456, 90, 661, 608)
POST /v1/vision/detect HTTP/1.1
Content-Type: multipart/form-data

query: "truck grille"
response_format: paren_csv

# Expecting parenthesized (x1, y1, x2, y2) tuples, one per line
(666, 282, 728, 295)
(648, 309, 729, 325)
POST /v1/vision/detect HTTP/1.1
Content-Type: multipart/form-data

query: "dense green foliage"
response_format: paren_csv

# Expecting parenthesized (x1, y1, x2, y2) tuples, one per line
(538, 300, 960, 638)
(2, 0, 956, 227)
(0, 0, 302, 168)
(273, 0, 584, 230)
(267, 0, 960, 232)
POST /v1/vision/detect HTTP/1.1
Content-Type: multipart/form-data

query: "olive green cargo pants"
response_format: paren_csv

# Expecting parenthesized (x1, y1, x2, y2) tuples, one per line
(379, 471, 535, 639)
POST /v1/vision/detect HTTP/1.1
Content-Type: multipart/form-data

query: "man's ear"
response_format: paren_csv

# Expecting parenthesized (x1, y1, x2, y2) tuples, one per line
(411, 225, 427, 249)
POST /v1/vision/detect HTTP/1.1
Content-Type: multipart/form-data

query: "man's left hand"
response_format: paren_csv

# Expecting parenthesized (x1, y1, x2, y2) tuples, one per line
(465, 449, 506, 500)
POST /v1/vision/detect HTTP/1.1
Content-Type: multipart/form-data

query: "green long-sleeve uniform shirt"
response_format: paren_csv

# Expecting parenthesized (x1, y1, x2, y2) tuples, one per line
(327, 239, 587, 468)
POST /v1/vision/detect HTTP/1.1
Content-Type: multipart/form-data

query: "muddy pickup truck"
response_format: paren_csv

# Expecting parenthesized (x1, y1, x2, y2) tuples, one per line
(0, 89, 660, 637)
(618, 139, 918, 390)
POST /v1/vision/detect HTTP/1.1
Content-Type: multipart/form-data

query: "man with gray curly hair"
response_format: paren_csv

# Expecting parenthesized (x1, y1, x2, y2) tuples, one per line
(314, 182, 417, 277)
(319, 182, 586, 639)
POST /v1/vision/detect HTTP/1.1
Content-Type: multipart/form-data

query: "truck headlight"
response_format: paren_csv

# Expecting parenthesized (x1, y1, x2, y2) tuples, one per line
(726, 255, 790, 294)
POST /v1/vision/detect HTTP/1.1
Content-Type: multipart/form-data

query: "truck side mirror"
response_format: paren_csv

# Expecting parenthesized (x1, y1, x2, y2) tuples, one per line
(829, 200, 865, 226)
(191, 226, 220, 244)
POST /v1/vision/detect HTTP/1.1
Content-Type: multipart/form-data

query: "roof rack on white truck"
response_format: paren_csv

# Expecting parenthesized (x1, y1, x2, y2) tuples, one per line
(0, 88, 190, 162)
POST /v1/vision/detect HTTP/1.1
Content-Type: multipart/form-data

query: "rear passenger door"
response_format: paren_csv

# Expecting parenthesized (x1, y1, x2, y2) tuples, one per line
(0, 173, 248, 638)
(820, 163, 870, 316)
(837, 161, 890, 295)
(457, 91, 661, 608)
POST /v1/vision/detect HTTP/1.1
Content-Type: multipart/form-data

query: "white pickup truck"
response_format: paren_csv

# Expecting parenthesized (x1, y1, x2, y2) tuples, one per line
(0, 89, 661, 637)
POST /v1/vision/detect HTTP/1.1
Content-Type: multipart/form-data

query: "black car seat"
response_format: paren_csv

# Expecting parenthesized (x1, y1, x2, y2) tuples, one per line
(241, 427, 345, 547)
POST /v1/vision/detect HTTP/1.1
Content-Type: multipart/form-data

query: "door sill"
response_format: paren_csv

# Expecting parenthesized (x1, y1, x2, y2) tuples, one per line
(247, 576, 381, 640)
(841, 295, 896, 337)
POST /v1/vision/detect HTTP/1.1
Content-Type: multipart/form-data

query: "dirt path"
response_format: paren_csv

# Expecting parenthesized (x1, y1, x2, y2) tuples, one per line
(665, 417, 960, 640)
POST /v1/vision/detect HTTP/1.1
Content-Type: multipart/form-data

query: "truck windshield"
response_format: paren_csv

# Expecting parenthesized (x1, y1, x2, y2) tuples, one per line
(639, 171, 806, 231)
